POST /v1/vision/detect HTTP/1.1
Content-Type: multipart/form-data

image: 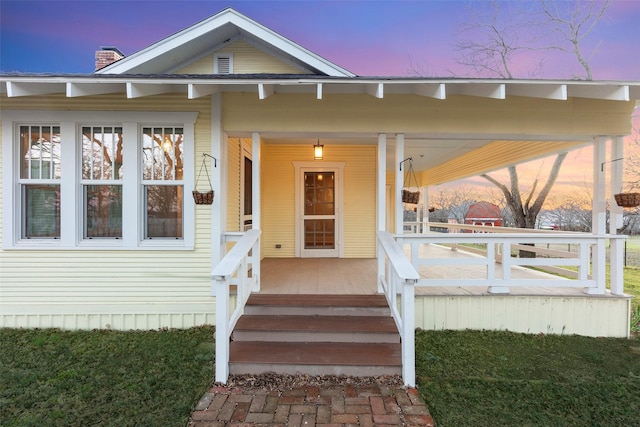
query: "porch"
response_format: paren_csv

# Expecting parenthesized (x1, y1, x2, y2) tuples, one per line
(213, 228, 632, 386)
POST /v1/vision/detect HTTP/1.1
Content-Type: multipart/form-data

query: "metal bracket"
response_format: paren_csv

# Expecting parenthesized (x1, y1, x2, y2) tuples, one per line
(601, 157, 623, 171)
(203, 153, 218, 168)
(399, 157, 413, 171)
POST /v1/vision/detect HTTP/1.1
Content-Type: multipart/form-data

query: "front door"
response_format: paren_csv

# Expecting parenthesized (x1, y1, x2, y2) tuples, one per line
(294, 162, 344, 258)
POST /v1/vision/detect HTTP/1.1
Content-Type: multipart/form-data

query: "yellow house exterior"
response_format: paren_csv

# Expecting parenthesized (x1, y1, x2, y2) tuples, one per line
(1, 8, 638, 377)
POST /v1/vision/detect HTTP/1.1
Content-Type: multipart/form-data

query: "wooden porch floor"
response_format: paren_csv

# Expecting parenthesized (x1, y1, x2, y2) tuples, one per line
(259, 244, 626, 298)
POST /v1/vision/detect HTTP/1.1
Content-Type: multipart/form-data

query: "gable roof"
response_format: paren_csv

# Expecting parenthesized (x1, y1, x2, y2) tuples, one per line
(96, 8, 354, 77)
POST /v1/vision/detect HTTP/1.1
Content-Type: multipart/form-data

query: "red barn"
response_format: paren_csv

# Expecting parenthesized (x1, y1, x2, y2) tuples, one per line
(465, 202, 503, 227)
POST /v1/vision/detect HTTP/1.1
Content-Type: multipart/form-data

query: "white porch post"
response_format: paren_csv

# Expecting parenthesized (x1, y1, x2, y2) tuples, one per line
(610, 136, 625, 295)
(252, 132, 261, 292)
(377, 134, 387, 293)
(589, 136, 607, 294)
(211, 93, 224, 266)
(420, 186, 428, 233)
(395, 134, 405, 236)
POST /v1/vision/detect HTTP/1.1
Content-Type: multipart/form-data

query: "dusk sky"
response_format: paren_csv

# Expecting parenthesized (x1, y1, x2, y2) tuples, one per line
(1, 0, 640, 79)
(1, 0, 639, 204)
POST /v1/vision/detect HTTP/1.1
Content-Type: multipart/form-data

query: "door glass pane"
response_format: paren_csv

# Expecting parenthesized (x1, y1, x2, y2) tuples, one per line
(304, 172, 334, 215)
(304, 219, 335, 249)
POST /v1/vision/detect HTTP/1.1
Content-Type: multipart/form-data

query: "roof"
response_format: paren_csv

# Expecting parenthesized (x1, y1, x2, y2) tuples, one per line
(94, 8, 355, 77)
(465, 202, 502, 220)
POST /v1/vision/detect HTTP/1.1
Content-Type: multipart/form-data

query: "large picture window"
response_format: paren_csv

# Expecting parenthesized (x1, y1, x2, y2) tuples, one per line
(3, 111, 196, 249)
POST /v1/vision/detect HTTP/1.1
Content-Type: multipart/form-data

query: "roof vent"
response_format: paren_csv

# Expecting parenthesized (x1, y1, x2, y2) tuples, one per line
(214, 54, 233, 74)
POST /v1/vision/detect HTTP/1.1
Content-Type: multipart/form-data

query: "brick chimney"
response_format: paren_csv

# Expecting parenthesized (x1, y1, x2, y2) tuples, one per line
(95, 47, 125, 71)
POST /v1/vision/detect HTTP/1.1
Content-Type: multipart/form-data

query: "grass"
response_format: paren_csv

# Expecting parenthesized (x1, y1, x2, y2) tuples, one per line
(416, 330, 640, 427)
(2, 326, 640, 426)
(0, 326, 214, 427)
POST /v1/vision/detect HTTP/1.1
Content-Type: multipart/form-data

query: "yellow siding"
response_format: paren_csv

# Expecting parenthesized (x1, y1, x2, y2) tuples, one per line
(176, 40, 308, 75)
(261, 144, 376, 258)
(226, 138, 242, 231)
(0, 94, 214, 329)
(415, 294, 630, 338)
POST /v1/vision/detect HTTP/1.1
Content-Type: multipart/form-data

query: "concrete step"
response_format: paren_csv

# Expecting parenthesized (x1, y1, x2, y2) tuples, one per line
(232, 314, 400, 343)
(228, 341, 402, 377)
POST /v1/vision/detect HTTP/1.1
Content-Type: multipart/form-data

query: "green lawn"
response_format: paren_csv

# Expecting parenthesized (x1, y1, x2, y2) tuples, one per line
(0, 327, 214, 427)
(416, 330, 640, 427)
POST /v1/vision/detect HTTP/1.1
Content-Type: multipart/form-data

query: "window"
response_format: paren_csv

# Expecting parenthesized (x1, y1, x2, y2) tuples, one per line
(2, 111, 197, 249)
(81, 126, 123, 238)
(142, 127, 184, 239)
(19, 125, 61, 238)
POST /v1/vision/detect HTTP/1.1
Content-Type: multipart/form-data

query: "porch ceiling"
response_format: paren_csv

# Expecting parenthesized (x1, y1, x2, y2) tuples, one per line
(259, 133, 590, 184)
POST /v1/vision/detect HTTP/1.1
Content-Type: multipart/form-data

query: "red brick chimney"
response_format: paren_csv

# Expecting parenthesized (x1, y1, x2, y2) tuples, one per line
(95, 47, 125, 71)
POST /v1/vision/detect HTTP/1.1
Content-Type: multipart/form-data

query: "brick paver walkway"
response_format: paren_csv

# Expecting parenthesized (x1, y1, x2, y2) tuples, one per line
(189, 384, 434, 426)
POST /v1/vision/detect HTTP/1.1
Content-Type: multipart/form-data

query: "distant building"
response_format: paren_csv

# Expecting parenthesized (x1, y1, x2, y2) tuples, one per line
(465, 202, 503, 227)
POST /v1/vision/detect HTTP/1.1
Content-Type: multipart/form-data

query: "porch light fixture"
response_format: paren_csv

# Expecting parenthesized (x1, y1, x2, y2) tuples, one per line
(313, 139, 324, 160)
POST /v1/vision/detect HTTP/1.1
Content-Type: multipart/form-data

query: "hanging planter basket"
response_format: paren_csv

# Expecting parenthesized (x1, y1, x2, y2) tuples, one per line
(193, 155, 215, 205)
(614, 193, 640, 208)
(401, 158, 420, 204)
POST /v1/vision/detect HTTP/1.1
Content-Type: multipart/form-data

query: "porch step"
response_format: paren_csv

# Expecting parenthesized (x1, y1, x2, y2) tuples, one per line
(232, 315, 400, 343)
(229, 294, 402, 377)
(244, 294, 391, 316)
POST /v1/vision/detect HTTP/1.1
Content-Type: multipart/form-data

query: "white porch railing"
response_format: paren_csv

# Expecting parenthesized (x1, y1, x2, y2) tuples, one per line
(377, 230, 420, 387)
(401, 222, 626, 295)
(212, 228, 261, 383)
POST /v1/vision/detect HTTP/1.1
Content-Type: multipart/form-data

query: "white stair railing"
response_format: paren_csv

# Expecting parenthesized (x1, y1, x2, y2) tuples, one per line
(212, 228, 261, 383)
(377, 230, 420, 387)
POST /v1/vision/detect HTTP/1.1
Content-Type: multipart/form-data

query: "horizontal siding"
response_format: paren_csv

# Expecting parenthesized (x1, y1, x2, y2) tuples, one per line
(175, 40, 309, 75)
(261, 144, 376, 258)
(415, 294, 630, 338)
(1, 94, 215, 327)
(226, 137, 241, 232)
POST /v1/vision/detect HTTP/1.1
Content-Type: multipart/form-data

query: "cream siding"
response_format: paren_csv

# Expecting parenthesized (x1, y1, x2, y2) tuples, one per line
(226, 137, 242, 232)
(261, 144, 376, 258)
(0, 94, 214, 329)
(415, 294, 631, 338)
(175, 40, 309, 75)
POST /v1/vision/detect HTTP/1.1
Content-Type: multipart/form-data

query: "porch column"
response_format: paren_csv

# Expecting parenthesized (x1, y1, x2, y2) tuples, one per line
(610, 136, 625, 295)
(395, 134, 405, 235)
(211, 93, 224, 266)
(589, 136, 607, 294)
(420, 185, 428, 233)
(252, 132, 261, 292)
(377, 134, 387, 293)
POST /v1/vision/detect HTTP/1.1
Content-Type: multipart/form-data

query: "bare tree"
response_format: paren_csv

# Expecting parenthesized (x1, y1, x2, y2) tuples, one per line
(452, 0, 544, 78)
(429, 185, 477, 223)
(540, 0, 611, 80)
(481, 152, 568, 230)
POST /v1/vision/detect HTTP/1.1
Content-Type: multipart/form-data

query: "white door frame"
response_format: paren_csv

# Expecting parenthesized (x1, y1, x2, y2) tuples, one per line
(293, 161, 345, 258)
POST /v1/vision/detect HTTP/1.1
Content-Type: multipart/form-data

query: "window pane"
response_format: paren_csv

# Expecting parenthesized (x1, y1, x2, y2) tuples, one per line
(304, 219, 335, 249)
(304, 172, 334, 215)
(20, 125, 61, 179)
(142, 127, 183, 181)
(85, 185, 122, 238)
(23, 184, 60, 238)
(145, 185, 183, 238)
(82, 126, 123, 180)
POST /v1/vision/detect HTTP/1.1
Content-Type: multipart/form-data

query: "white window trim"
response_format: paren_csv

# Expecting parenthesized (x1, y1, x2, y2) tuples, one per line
(2, 110, 198, 250)
(214, 53, 233, 74)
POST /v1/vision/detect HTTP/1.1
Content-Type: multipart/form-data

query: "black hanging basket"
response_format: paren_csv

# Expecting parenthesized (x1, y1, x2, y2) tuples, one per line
(614, 193, 640, 208)
(193, 155, 214, 205)
(402, 159, 420, 204)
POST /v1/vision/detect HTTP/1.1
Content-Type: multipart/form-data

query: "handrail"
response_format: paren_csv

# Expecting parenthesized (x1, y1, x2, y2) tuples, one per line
(377, 230, 420, 387)
(212, 228, 261, 383)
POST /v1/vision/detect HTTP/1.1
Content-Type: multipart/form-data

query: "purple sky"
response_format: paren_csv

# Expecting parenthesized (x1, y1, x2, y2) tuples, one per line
(1, 0, 639, 79)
